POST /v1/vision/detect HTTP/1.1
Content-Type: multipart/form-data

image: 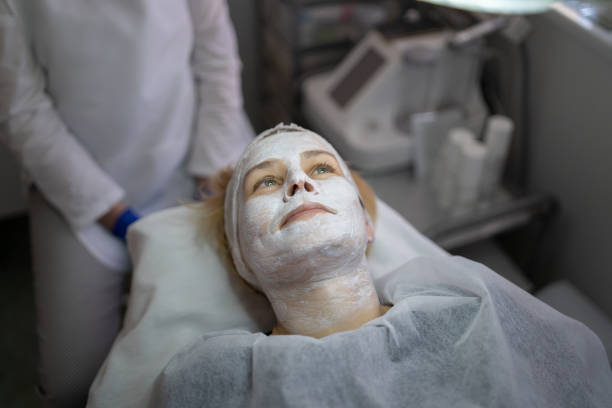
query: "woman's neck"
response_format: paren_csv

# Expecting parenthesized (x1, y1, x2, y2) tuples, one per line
(265, 257, 385, 338)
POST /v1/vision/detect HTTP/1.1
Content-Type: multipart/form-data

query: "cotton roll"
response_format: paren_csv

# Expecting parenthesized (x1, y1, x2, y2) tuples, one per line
(485, 115, 513, 158)
(481, 115, 514, 199)
(436, 128, 475, 209)
(456, 140, 487, 209)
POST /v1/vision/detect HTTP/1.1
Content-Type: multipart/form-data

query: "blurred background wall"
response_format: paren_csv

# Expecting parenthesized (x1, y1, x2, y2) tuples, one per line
(523, 10, 612, 316)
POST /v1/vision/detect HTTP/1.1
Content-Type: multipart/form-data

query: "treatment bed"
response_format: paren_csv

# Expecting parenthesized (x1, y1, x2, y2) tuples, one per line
(86, 199, 612, 407)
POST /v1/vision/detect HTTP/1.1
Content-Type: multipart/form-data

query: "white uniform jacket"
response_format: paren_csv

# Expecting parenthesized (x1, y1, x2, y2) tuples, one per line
(0, 0, 253, 269)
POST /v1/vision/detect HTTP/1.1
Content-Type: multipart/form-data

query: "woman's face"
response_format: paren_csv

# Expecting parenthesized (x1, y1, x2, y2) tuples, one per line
(237, 132, 370, 287)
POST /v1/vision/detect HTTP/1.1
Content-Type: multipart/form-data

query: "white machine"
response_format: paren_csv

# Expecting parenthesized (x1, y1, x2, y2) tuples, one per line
(303, 29, 489, 173)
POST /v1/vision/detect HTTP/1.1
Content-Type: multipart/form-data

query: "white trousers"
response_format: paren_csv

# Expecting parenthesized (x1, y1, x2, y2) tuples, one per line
(29, 189, 130, 407)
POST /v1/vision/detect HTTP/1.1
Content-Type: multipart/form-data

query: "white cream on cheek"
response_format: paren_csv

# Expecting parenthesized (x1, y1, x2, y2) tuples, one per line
(237, 133, 368, 287)
(241, 176, 367, 285)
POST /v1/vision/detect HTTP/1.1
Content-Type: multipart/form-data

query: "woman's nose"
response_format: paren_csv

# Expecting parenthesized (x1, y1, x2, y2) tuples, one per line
(284, 177, 316, 202)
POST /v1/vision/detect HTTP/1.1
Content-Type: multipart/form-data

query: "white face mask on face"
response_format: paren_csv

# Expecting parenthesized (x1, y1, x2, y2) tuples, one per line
(225, 125, 373, 290)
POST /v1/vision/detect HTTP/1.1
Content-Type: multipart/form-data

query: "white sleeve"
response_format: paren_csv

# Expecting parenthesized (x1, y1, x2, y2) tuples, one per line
(0, 7, 124, 229)
(186, 0, 254, 177)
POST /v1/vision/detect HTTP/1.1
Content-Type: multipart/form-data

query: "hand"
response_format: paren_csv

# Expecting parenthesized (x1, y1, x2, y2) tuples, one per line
(98, 201, 128, 231)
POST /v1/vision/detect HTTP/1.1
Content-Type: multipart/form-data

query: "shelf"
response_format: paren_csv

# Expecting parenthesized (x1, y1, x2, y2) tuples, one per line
(363, 169, 555, 250)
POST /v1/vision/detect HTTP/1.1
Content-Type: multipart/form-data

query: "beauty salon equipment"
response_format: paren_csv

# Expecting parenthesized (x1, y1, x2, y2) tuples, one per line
(303, 27, 488, 172)
(300, 0, 555, 249)
(302, 0, 557, 174)
(416, 0, 556, 14)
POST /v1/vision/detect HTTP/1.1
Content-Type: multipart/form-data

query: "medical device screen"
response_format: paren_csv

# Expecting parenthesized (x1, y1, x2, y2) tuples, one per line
(330, 48, 385, 108)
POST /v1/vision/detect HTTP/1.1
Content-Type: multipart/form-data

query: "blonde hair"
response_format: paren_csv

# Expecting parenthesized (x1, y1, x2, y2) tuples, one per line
(200, 166, 378, 291)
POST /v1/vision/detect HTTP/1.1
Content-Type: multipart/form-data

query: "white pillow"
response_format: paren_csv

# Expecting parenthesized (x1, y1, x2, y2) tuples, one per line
(87, 199, 446, 408)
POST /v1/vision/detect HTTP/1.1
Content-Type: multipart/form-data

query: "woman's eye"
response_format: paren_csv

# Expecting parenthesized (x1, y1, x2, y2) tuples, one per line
(255, 177, 280, 191)
(311, 162, 335, 176)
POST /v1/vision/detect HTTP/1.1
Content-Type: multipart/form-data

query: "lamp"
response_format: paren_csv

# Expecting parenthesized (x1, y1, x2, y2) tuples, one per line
(417, 0, 556, 14)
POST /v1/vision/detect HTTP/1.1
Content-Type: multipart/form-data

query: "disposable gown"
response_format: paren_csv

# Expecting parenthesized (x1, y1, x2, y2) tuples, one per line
(153, 256, 612, 408)
(0, 0, 252, 269)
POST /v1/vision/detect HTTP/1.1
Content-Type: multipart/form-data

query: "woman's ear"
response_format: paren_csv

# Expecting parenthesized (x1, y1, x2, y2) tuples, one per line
(350, 169, 376, 246)
(350, 170, 377, 226)
(366, 219, 375, 243)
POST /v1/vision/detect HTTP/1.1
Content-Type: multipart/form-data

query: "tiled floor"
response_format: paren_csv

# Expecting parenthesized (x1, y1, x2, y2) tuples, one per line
(0, 215, 40, 408)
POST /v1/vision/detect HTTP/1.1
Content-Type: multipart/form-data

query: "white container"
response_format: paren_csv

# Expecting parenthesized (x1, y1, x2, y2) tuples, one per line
(434, 127, 475, 209)
(480, 115, 514, 199)
(455, 139, 487, 210)
(411, 108, 463, 181)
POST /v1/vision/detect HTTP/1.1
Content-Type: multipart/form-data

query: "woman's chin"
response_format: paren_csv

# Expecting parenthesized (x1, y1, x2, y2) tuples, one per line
(262, 236, 367, 279)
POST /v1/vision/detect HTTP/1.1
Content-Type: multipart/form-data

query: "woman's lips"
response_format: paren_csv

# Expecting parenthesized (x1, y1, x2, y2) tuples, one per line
(280, 202, 337, 229)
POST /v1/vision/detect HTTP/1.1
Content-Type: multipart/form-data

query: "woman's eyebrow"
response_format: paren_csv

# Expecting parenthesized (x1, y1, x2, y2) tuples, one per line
(244, 159, 279, 181)
(301, 150, 336, 160)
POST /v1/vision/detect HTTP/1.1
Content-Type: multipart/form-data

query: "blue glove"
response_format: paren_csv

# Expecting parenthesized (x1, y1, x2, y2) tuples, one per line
(111, 208, 140, 241)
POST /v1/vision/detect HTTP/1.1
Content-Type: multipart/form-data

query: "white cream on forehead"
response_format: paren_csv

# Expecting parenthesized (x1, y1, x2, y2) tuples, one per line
(240, 132, 336, 176)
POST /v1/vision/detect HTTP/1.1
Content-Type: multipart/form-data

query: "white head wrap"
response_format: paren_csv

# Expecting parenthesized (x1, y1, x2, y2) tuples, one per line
(224, 123, 372, 289)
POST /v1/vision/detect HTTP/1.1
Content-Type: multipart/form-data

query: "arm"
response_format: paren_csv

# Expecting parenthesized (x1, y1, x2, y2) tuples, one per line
(186, 0, 254, 178)
(0, 5, 126, 230)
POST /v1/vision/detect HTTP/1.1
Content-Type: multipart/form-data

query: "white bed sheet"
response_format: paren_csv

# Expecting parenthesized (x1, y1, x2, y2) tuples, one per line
(87, 199, 447, 408)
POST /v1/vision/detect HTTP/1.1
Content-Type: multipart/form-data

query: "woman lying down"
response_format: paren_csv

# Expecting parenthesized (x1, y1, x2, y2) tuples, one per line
(153, 124, 612, 407)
